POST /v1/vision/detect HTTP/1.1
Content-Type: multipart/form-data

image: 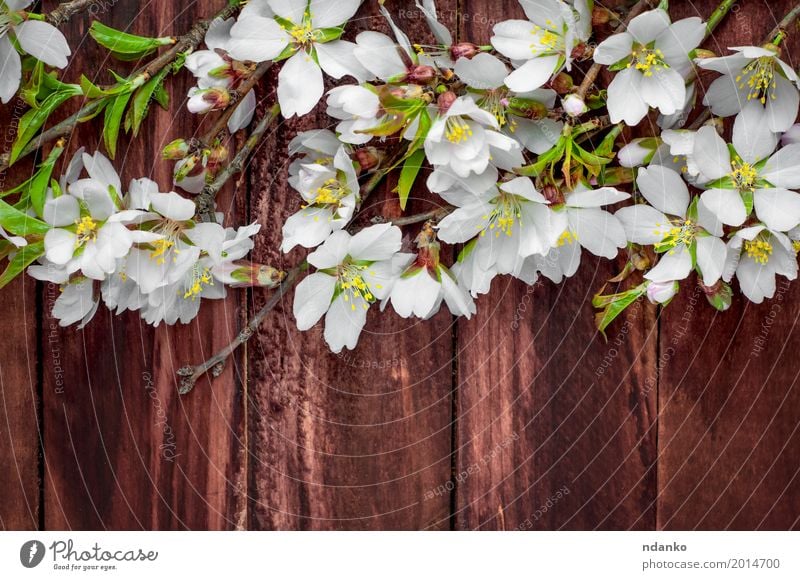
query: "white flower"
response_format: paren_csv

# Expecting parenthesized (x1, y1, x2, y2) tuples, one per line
(723, 225, 798, 303)
(388, 260, 475, 319)
(387, 226, 475, 319)
(698, 45, 800, 133)
(281, 146, 359, 251)
(51, 279, 99, 328)
(0, 0, 71, 103)
(326, 85, 380, 144)
(454, 52, 564, 154)
(491, 0, 592, 92)
(616, 165, 727, 286)
(227, 0, 368, 117)
(425, 96, 521, 178)
(137, 223, 260, 326)
(185, 17, 237, 89)
(41, 153, 138, 281)
(593, 9, 705, 125)
(293, 224, 402, 352)
(693, 114, 800, 232)
(437, 177, 565, 294)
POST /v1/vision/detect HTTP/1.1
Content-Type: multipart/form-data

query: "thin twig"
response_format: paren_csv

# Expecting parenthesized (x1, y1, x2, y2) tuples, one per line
(575, 0, 657, 100)
(200, 62, 273, 146)
(177, 262, 307, 394)
(0, 2, 242, 173)
(195, 101, 281, 222)
(179, 150, 407, 393)
(45, 0, 98, 27)
(769, 1, 800, 45)
(372, 206, 454, 227)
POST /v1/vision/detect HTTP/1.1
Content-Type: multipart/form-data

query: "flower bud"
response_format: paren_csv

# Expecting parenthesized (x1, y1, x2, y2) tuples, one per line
(646, 280, 679, 305)
(162, 138, 191, 160)
(173, 155, 199, 181)
(450, 42, 481, 60)
(354, 148, 380, 172)
(550, 72, 574, 94)
(701, 280, 733, 311)
(187, 87, 231, 114)
(541, 183, 564, 205)
(437, 90, 458, 114)
(216, 263, 286, 288)
(206, 144, 228, 172)
(562, 94, 587, 117)
(591, 6, 611, 25)
(406, 64, 437, 85)
(693, 48, 717, 60)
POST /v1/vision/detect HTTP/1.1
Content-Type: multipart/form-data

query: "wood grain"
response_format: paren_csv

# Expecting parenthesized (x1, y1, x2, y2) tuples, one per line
(244, 0, 457, 530)
(657, 0, 800, 531)
(0, 0, 799, 532)
(452, 0, 659, 531)
(39, 0, 247, 530)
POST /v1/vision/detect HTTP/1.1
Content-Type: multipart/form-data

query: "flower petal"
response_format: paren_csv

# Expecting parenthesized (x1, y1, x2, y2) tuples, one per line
(278, 50, 324, 117)
(636, 165, 690, 217)
(293, 272, 336, 330)
(700, 188, 747, 226)
(15, 21, 70, 68)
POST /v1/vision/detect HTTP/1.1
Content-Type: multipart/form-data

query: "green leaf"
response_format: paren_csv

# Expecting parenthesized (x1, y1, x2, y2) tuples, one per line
(126, 67, 169, 136)
(29, 145, 65, 218)
(153, 83, 169, 109)
(0, 242, 45, 289)
(103, 91, 134, 159)
(0, 199, 50, 236)
(90, 21, 173, 61)
(10, 86, 81, 165)
(395, 149, 426, 210)
(316, 27, 344, 42)
(593, 284, 648, 337)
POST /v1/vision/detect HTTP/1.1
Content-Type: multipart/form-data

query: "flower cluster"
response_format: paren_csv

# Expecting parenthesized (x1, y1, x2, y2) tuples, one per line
(25, 150, 274, 327)
(3, 0, 800, 358)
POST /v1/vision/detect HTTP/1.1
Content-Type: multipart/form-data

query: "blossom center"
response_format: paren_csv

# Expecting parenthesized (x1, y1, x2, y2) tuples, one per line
(653, 219, 696, 253)
(75, 216, 98, 248)
(337, 262, 378, 311)
(737, 56, 776, 104)
(478, 90, 515, 130)
(313, 177, 348, 205)
(629, 47, 668, 77)
(744, 237, 773, 265)
(557, 230, 577, 246)
(184, 265, 213, 299)
(530, 20, 563, 54)
(482, 192, 522, 238)
(445, 116, 474, 143)
(150, 239, 175, 265)
(288, 22, 319, 48)
(730, 157, 758, 190)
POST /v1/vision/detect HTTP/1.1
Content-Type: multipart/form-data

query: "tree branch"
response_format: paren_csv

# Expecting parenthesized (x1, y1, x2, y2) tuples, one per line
(179, 148, 408, 394)
(195, 100, 281, 222)
(0, 1, 242, 173)
(45, 0, 99, 27)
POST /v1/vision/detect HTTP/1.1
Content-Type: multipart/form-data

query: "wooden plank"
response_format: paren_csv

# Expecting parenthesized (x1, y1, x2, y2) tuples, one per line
(657, 0, 800, 530)
(0, 28, 46, 531)
(453, 0, 660, 530)
(40, 0, 247, 529)
(245, 1, 457, 530)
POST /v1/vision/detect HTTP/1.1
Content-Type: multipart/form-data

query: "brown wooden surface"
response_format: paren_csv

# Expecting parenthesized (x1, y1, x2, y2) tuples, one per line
(0, 0, 798, 530)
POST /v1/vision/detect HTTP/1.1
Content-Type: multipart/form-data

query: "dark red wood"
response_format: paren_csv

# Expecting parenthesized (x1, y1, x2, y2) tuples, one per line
(245, 0, 457, 530)
(0, 0, 799, 532)
(657, 0, 800, 531)
(38, 0, 247, 530)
